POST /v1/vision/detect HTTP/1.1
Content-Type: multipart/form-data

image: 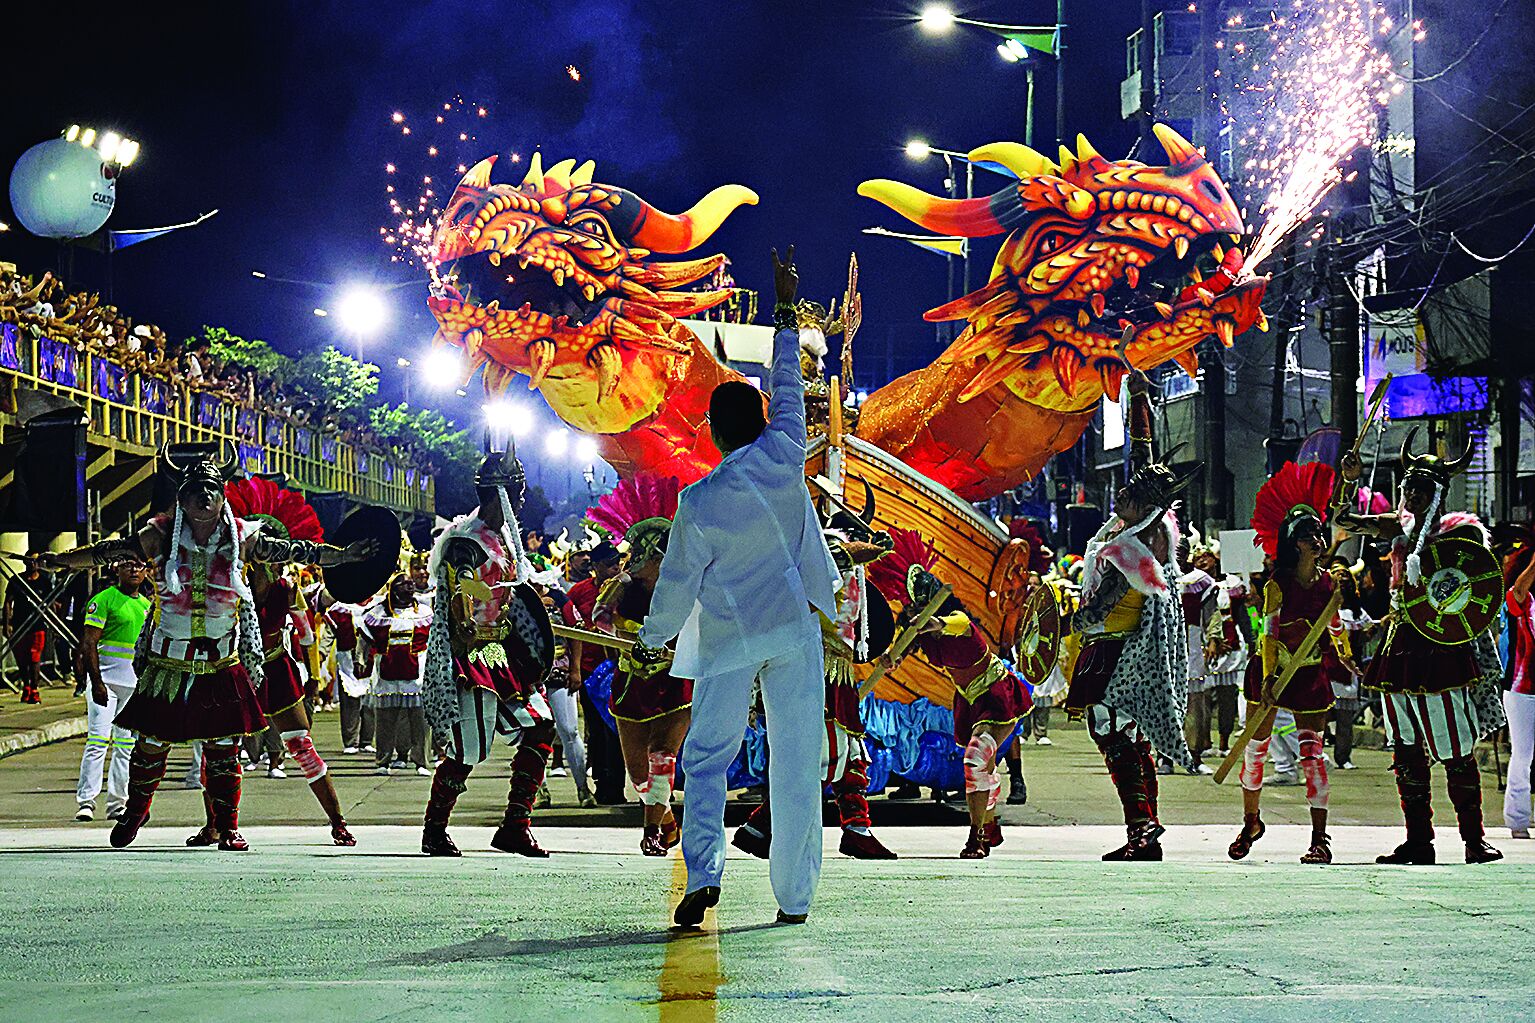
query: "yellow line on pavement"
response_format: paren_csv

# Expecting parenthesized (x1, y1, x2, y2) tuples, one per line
(659, 850, 720, 1021)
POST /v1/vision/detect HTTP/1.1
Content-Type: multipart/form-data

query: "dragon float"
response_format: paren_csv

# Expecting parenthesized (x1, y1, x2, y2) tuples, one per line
(423, 126, 1269, 709)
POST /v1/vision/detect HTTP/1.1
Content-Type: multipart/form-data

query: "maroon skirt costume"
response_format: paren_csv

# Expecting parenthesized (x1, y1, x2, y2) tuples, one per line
(913, 618, 1031, 740)
(255, 579, 307, 716)
(1243, 573, 1341, 714)
(117, 514, 266, 743)
(606, 580, 692, 723)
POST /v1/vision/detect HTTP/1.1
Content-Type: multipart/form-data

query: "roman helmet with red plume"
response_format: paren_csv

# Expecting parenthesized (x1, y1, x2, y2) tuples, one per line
(867, 527, 941, 605)
(1007, 518, 1054, 575)
(1251, 461, 1336, 559)
(585, 472, 682, 566)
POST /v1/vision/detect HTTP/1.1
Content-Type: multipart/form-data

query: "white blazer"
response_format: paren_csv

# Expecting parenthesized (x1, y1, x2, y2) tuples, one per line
(638, 326, 839, 679)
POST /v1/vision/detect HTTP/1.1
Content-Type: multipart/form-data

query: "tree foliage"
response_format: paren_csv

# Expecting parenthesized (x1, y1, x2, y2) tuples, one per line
(291, 346, 379, 414)
(195, 326, 293, 384)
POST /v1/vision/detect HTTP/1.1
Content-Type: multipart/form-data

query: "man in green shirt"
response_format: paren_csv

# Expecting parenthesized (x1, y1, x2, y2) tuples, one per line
(74, 558, 151, 821)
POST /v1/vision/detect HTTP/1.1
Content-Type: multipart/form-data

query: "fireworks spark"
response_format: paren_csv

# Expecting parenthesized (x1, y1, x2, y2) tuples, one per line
(1227, 0, 1397, 272)
(378, 97, 493, 267)
(565, 64, 581, 81)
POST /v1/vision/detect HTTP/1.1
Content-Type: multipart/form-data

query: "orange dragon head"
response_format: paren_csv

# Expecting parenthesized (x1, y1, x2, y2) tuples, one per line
(859, 124, 1269, 413)
(426, 154, 756, 433)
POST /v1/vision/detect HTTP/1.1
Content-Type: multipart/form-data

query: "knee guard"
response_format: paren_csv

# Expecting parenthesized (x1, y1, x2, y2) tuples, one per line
(963, 733, 999, 798)
(643, 751, 677, 807)
(1240, 737, 1271, 792)
(280, 729, 328, 782)
(1297, 728, 1329, 809)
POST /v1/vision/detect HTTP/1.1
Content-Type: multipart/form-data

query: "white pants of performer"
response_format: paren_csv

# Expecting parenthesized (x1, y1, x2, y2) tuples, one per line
(1505, 690, 1535, 832)
(547, 686, 589, 795)
(75, 673, 137, 813)
(681, 635, 825, 917)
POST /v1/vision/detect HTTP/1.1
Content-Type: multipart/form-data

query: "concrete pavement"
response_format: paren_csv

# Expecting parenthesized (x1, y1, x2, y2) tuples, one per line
(0, 824, 1531, 1022)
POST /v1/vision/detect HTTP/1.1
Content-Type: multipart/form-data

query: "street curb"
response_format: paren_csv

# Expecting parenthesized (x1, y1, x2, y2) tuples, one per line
(0, 715, 88, 759)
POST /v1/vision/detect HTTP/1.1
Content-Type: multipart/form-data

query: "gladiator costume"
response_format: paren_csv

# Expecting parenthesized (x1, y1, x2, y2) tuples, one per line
(51, 447, 357, 850)
(601, 514, 693, 855)
(1063, 380, 1195, 862)
(421, 451, 556, 858)
(871, 529, 1031, 859)
(1338, 433, 1506, 864)
(362, 578, 432, 772)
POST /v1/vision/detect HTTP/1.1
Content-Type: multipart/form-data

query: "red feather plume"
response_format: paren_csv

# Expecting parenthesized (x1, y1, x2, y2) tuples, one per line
(867, 527, 938, 602)
(1251, 461, 1335, 557)
(224, 477, 324, 543)
(586, 473, 682, 542)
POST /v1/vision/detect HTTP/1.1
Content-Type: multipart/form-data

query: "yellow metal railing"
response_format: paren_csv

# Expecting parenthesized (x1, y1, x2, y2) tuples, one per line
(0, 321, 434, 516)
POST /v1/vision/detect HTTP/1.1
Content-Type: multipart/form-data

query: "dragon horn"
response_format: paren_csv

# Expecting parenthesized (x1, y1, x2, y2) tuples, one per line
(544, 158, 577, 191)
(456, 156, 497, 192)
(571, 159, 596, 186)
(857, 179, 1008, 238)
(522, 151, 545, 188)
(1152, 123, 1201, 165)
(967, 142, 1057, 179)
(860, 476, 877, 524)
(610, 185, 759, 254)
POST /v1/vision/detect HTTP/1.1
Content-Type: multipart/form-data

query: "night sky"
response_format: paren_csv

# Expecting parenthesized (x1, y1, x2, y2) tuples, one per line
(0, 1, 1145, 424)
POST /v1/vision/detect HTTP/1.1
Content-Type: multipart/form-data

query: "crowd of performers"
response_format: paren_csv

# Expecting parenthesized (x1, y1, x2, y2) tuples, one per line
(36, 372, 1528, 867)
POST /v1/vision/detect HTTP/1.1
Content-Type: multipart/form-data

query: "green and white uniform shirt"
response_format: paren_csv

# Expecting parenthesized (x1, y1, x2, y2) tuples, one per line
(84, 586, 152, 686)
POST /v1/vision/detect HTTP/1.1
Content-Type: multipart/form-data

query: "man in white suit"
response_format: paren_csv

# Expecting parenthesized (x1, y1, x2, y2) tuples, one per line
(636, 246, 838, 927)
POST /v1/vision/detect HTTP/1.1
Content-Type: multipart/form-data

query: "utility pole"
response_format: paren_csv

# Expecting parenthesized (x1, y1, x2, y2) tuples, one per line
(1137, 0, 1156, 152)
(1499, 379, 1521, 521)
(1055, 0, 1067, 148)
(1199, 0, 1230, 529)
(1326, 146, 1369, 456)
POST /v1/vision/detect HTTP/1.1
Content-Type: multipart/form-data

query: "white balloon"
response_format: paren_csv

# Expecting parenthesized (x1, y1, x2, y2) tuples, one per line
(8, 138, 117, 239)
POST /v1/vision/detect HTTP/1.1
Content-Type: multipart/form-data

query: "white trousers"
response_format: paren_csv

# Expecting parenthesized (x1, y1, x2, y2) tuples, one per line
(548, 686, 589, 794)
(1504, 690, 1535, 831)
(75, 676, 137, 810)
(681, 635, 824, 916)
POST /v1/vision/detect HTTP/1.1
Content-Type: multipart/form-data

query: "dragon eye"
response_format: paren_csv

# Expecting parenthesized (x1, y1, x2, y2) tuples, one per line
(569, 213, 613, 243)
(1039, 231, 1071, 255)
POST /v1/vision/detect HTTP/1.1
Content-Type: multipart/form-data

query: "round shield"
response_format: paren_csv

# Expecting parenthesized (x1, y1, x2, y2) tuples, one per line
(1402, 534, 1501, 645)
(1015, 583, 1062, 682)
(856, 585, 896, 664)
(502, 581, 556, 684)
(322, 505, 402, 605)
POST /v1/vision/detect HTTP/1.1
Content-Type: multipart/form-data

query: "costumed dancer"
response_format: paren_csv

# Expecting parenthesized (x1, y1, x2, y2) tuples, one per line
(42, 446, 374, 850)
(1062, 371, 1195, 861)
(1503, 541, 1535, 840)
(560, 541, 623, 806)
(1177, 533, 1219, 775)
(587, 481, 692, 854)
(362, 573, 432, 776)
(420, 450, 557, 858)
(327, 596, 372, 755)
(1336, 433, 1506, 864)
(1228, 462, 1357, 864)
(873, 529, 1032, 859)
(734, 495, 899, 861)
(1193, 539, 1248, 756)
(187, 478, 359, 847)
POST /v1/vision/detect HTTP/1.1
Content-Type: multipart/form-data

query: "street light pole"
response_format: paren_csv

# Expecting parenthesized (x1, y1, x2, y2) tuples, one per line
(1055, 0, 1067, 149)
(1025, 64, 1036, 149)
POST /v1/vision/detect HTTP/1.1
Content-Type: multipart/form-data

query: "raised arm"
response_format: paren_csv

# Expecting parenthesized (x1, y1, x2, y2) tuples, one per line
(764, 246, 807, 455)
(246, 529, 376, 568)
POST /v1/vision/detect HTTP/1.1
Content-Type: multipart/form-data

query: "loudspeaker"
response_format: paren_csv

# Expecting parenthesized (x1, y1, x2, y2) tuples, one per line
(1, 410, 87, 531)
(1064, 503, 1104, 556)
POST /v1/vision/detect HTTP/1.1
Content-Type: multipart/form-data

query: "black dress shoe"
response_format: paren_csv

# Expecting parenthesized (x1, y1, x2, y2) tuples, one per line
(731, 825, 770, 860)
(775, 910, 808, 924)
(673, 886, 720, 928)
(1376, 841, 1435, 865)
